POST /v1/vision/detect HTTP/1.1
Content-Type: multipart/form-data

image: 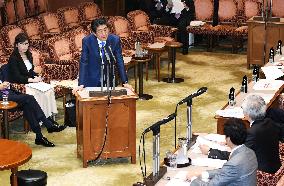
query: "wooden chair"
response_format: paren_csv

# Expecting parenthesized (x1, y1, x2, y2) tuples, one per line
(38, 12, 62, 38)
(3, 0, 17, 25)
(0, 25, 24, 54)
(78, 2, 102, 28)
(127, 10, 176, 43)
(57, 6, 81, 32)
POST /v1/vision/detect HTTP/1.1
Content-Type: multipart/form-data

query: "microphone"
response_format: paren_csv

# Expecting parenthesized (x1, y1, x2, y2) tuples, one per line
(103, 47, 111, 63)
(177, 87, 207, 105)
(143, 113, 176, 134)
(108, 46, 117, 63)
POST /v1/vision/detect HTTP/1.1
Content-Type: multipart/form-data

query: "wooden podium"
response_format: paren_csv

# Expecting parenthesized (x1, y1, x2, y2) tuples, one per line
(76, 88, 138, 167)
(247, 16, 284, 69)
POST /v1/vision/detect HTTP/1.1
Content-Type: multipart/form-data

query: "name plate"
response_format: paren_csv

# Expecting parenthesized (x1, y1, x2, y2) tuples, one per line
(89, 89, 127, 97)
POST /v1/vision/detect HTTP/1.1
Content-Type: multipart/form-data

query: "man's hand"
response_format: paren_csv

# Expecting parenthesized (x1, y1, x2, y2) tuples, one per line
(72, 85, 84, 94)
(199, 144, 210, 155)
(186, 171, 201, 182)
(123, 83, 134, 92)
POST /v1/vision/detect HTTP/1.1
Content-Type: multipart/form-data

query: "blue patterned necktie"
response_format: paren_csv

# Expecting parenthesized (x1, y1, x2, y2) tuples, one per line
(100, 41, 106, 57)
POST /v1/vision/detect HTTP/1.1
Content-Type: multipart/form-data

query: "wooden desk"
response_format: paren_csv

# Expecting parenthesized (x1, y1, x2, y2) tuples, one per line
(0, 139, 32, 186)
(0, 101, 18, 139)
(76, 88, 138, 167)
(247, 16, 284, 69)
(215, 81, 284, 134)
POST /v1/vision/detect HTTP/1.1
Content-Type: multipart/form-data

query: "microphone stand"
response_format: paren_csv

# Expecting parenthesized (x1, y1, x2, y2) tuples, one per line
(100, 48, 104, 92)
(186, 98, 193, 149)
(104, 47, 110, 92)
(263, 0, 270, 66)
(108, 46, 116, 90)
(144, 126, 167, 186)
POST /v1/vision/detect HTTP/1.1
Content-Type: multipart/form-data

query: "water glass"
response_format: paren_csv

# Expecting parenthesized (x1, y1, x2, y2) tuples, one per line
(2, 94, 8, 105)
(169, 154, 177, 170)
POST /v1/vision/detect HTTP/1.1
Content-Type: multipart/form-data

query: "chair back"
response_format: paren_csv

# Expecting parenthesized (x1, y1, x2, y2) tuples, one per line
(47, 35, 75, 60)
(79, 2, 102, 22)
(0, 25, 24, 51)
(67, 28, 89, 52)
(15, 0, 27, 21)
(243, 0, 262, 20)
(57, 6, 81, 31)
(257, 163, 284, 186)
(272, 0, 284, 18)
(19, 18, 44, 40)
(218, 0, 238, 23)
(3, 0, 17, 24)
(127, 10, 151, 31)
(194, 0, 214, 21)
(39, 12, 61, 34)
(37, 0, 48, 14)
(108, 16, 131, 38)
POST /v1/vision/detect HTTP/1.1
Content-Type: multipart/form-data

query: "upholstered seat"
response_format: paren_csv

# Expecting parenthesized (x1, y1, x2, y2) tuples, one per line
(257, 164, 284, 186)
(79, 2, 102, 28)
(38, 12, 62, 38)
(57, 6, 81, 32)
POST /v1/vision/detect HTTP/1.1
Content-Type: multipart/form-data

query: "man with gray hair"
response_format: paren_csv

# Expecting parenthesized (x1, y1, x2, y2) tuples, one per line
(200, 94, 282, 173)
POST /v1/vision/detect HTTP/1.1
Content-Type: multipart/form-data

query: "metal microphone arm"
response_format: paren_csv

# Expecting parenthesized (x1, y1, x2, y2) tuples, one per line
(108, 46, 116, 90)
(99, 47, 104, 92)
(104, 47, 111, 92)
(177, 87, 208, 105)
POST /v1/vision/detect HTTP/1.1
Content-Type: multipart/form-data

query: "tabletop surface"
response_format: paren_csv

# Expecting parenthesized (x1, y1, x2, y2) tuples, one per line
(0, 101, 18, 110)
(0, 139, 32, 170)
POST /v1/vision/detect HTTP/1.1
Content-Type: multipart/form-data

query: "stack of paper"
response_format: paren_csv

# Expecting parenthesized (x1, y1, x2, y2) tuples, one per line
(25, 82, 52, 92)
(147, 42, 165, 49)
(191, 158, 227, 169)
(215, 107, 244, 118)
(261, 66, 284, 80)
(190, 21, 205, 27)
(253, 79, 284, 91)
(191, 135, 230, 154)
(166, 171, 188, 186)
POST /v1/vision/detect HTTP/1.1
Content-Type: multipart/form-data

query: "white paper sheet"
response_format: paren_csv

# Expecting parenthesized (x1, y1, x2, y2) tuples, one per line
(215, 107, 244, 118)
(261, 66, 284, 80)
(25, 82, 52, 92)
(191, 158, 227, 169)
(165, 171, 188, 186)
(253, 79, 284, 91)
(123, 57, 132, 64)
(147, 42, 165, 49)
(191, 135, 230, 154)
(190, 21, 205, 27)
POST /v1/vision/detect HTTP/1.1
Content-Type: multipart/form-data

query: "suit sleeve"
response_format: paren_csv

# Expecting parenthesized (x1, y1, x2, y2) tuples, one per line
(78, 38, 89, 86)
(206, 162, 239, 185)
(114, 38, 128, 84)
(245, 130, 255, 150)
(8, 56, 29, 84)
(208, 148, 230, 160)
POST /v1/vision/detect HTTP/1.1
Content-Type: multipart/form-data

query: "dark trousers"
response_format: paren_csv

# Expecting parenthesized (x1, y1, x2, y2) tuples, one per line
(2, 90, 52, 135)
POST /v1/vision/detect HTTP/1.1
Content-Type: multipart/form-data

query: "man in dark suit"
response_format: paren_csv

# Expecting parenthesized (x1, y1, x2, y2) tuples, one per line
(155, 0, 195, 55)
(0, 65, 65, 147)
(200, 94, 283, 174)
(74, 18, 132, 91)
(139, 0, 169, 23)
(189, 118, 257, 185)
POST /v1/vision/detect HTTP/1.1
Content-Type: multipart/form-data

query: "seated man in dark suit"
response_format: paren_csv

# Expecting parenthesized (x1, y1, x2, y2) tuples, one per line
(189, 118, 258, 185)
(0, 66, 65, 147)
(200, 94, 283, 174)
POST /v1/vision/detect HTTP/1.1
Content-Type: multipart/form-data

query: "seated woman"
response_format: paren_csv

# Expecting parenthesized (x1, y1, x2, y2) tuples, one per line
(8, 33, 58, 124)
(0, 80, 65, 147)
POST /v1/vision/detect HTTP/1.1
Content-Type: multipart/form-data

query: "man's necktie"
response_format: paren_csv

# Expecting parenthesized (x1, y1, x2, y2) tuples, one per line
(175, 13, 181, 19)
(100, 41, 106, 57)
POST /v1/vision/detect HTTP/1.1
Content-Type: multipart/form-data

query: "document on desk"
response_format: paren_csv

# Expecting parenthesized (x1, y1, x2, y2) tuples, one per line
(166, 171, 188, 186)
(253, 79, 284, 91)
(123, 57, 132, 64)
(25, 82, 52, 92)
(261, 66, 284, 80)
(191, 158, 227, 169)
(147, 42, 165, 49)
(191, 135, 230, 154)
(215, 107, 244, 118)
